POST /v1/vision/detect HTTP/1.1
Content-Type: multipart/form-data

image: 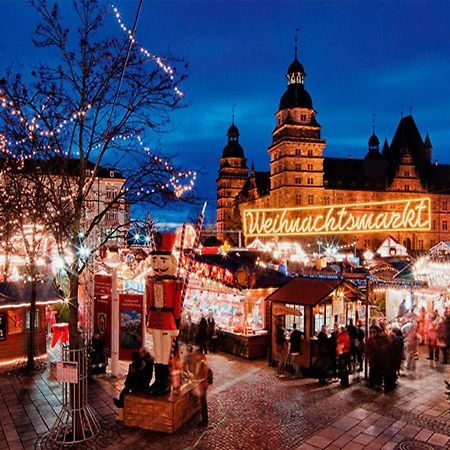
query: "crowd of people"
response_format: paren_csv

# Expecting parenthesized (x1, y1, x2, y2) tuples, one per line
(311, 307, 450, 393)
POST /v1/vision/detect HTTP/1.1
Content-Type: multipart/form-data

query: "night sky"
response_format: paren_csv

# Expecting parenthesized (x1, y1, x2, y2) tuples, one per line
(1, 1, 450, 227)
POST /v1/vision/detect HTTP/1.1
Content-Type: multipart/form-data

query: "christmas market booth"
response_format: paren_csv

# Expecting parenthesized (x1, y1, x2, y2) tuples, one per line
(265, 275, 364, 370)
(183, 251, 288, 359)
(0, 280, 64, 366)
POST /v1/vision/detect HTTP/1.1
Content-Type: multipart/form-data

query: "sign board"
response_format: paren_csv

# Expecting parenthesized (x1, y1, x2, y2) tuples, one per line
(94, 274, 112, 356)
(243, 198, 431, 237)
(332, 297, 345, 316)
(56, 361, 78, 384)
(119, 292, 144, 361)
(0, 312, 7, 341)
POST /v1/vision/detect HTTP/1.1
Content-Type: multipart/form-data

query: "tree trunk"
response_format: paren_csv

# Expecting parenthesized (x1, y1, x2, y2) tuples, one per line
(26, 267, 37, 371)
(68, 270, 80, 350)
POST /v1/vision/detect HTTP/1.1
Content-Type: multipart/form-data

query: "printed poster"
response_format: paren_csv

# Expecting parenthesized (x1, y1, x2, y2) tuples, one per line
(119, 292, 144, 361)
(94, 274, 112, 356)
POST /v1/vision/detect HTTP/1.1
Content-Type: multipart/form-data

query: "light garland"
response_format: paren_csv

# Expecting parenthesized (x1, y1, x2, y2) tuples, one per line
(111, 4, 184, 98)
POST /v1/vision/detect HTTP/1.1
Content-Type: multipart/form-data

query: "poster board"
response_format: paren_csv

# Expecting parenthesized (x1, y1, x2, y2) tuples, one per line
(119, 292, 144, 361)
(56, 361, 78, 383)
(0, 312, 7, 341)
(94, 274, 112, 356)
(332, 297, 344, 316)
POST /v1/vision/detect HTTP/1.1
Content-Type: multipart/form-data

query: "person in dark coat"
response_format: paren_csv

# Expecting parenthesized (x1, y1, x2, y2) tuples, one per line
(207, 314, 217, 353)
(289, 323, 303, 378)
(366, 326, 382, 389)
(113, 351, 152, 408)
(347, 319, 359, 373)
(197, 317, 209, 355)
(317, 325, 331, 384)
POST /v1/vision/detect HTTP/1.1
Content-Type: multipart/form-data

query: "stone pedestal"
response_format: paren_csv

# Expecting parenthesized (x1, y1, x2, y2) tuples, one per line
(123, 383, 202, 433)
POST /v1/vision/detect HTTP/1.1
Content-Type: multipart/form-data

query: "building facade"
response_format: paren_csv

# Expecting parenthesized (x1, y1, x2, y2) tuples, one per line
(217, 52, 450, 251)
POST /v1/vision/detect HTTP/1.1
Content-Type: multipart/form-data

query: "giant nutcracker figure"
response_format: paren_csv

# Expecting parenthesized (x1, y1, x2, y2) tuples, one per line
(146, 232, 183, 396)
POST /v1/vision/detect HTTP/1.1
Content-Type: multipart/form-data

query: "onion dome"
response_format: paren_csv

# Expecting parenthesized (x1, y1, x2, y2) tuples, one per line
(279, 54, 313, 110)
(222, 122, 244, 158)
(368, 133, 380, 151)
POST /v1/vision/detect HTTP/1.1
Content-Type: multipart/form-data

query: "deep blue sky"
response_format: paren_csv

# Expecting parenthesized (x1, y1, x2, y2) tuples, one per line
(1, 1, 450, 227)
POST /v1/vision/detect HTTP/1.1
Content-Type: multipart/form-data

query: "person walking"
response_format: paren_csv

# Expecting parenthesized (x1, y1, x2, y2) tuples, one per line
(207, 313, 217, 353)
(402, 316, 418, 371)
(347, 319, 359, 373)
(317, 325, 331, 385)
(366, 325, 382, 389)
(197, 316, 209, 355)
(356, 320, 365, 372)
(190, 349, 211, 427)
(289, 323, 304, 379)
(336, 326, 351, 387)
(426, 312, 439, 361)
(437, 317, 448, 364)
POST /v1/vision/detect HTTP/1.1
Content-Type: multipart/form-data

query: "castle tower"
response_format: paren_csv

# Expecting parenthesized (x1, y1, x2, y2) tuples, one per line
(268, 46, 326, 208)
(217, 121, 248, 242)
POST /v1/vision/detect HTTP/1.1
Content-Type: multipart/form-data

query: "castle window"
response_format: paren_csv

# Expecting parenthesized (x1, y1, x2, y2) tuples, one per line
(418, 240, 424, 250)
(337, 195, 343, 204)
(324, 196, 330, 205)
(430, 240, 435, 247)
(106, 208, 117, 221)
(307, 149, 313, 157)
(443, 220, 448, 231)
(295, 177, 301, 185)
(307, 163, 313, 171)
(295, 163, 301, 171)
(404, 171, 410, 177)
(404, 184, 410, 191)
(300, 114, 307, 122)
(307, 194, 314, 205)
(295, 148, 301, 156)
(443, 201, 448, 211)
(307, 177, 313, 185)
(432, 220, 436, 230)
(295, 194, 301, 205)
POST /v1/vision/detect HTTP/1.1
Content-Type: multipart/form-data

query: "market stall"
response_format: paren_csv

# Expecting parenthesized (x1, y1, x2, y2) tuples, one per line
(182, 252, 287, 359)
(265, 275, 364, 370)
(0, 280, 64, 366)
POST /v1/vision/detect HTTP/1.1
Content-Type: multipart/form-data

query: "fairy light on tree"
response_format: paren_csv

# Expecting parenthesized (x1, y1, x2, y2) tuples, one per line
(0, 0, 195, 442)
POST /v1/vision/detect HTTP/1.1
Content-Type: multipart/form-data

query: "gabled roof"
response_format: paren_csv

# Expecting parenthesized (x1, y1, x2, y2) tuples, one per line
(0, 280, 64, 308)
(266, 277, 342, 306)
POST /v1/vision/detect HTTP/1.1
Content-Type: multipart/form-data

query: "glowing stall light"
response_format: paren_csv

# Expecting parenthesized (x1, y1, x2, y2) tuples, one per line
(363, 249, 374, 261)
(413, 257, 450, 288)
(111, 4, 184, 98)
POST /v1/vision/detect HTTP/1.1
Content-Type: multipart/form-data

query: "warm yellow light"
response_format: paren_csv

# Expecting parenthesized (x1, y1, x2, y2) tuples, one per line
(243, 197, 431, 237)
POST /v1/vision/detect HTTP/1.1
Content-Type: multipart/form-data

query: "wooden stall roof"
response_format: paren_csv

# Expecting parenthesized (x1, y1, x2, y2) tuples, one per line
(266, 276, 364, 306)
(0, 280, 63, 307)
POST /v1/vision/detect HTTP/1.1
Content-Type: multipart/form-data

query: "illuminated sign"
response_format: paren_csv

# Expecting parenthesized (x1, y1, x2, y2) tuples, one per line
(243, 198, 431, 237)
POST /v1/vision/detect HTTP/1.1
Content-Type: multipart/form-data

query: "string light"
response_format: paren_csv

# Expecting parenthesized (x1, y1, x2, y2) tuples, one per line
(111, 4, 184, 98)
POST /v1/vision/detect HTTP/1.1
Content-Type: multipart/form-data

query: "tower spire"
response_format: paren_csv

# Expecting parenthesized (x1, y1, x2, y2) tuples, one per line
(372, 113, 376, 135)
(232, 103, 235, 125)
(294, 27, 300, 60)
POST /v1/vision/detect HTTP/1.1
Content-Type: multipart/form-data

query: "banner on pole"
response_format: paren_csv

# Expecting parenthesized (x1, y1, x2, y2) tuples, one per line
(94, 274, 112, 356)
(119, 292, 144, 361)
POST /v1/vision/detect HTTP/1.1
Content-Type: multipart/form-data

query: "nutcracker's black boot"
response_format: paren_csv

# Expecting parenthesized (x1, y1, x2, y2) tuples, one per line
(148, 364, 161, 395)
(154, 365, 171, 396)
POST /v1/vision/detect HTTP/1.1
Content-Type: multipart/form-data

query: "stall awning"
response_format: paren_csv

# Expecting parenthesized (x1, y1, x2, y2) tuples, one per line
(266, 277, 343, 306)
(0, 280, 64, 308)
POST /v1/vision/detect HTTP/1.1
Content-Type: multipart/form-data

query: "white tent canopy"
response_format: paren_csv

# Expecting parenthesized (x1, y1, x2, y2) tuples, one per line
(376, 236, 409, 258)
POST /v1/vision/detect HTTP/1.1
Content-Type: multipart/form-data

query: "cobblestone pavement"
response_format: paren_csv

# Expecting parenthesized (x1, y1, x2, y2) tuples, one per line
(1, 347, 450, 450)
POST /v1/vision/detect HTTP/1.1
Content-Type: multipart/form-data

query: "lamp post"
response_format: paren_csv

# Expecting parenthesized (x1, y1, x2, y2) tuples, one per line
(111, 268, 119, 377)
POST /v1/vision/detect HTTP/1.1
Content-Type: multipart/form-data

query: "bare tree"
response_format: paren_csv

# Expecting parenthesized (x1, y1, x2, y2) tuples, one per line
(0, 0, 192, 348)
